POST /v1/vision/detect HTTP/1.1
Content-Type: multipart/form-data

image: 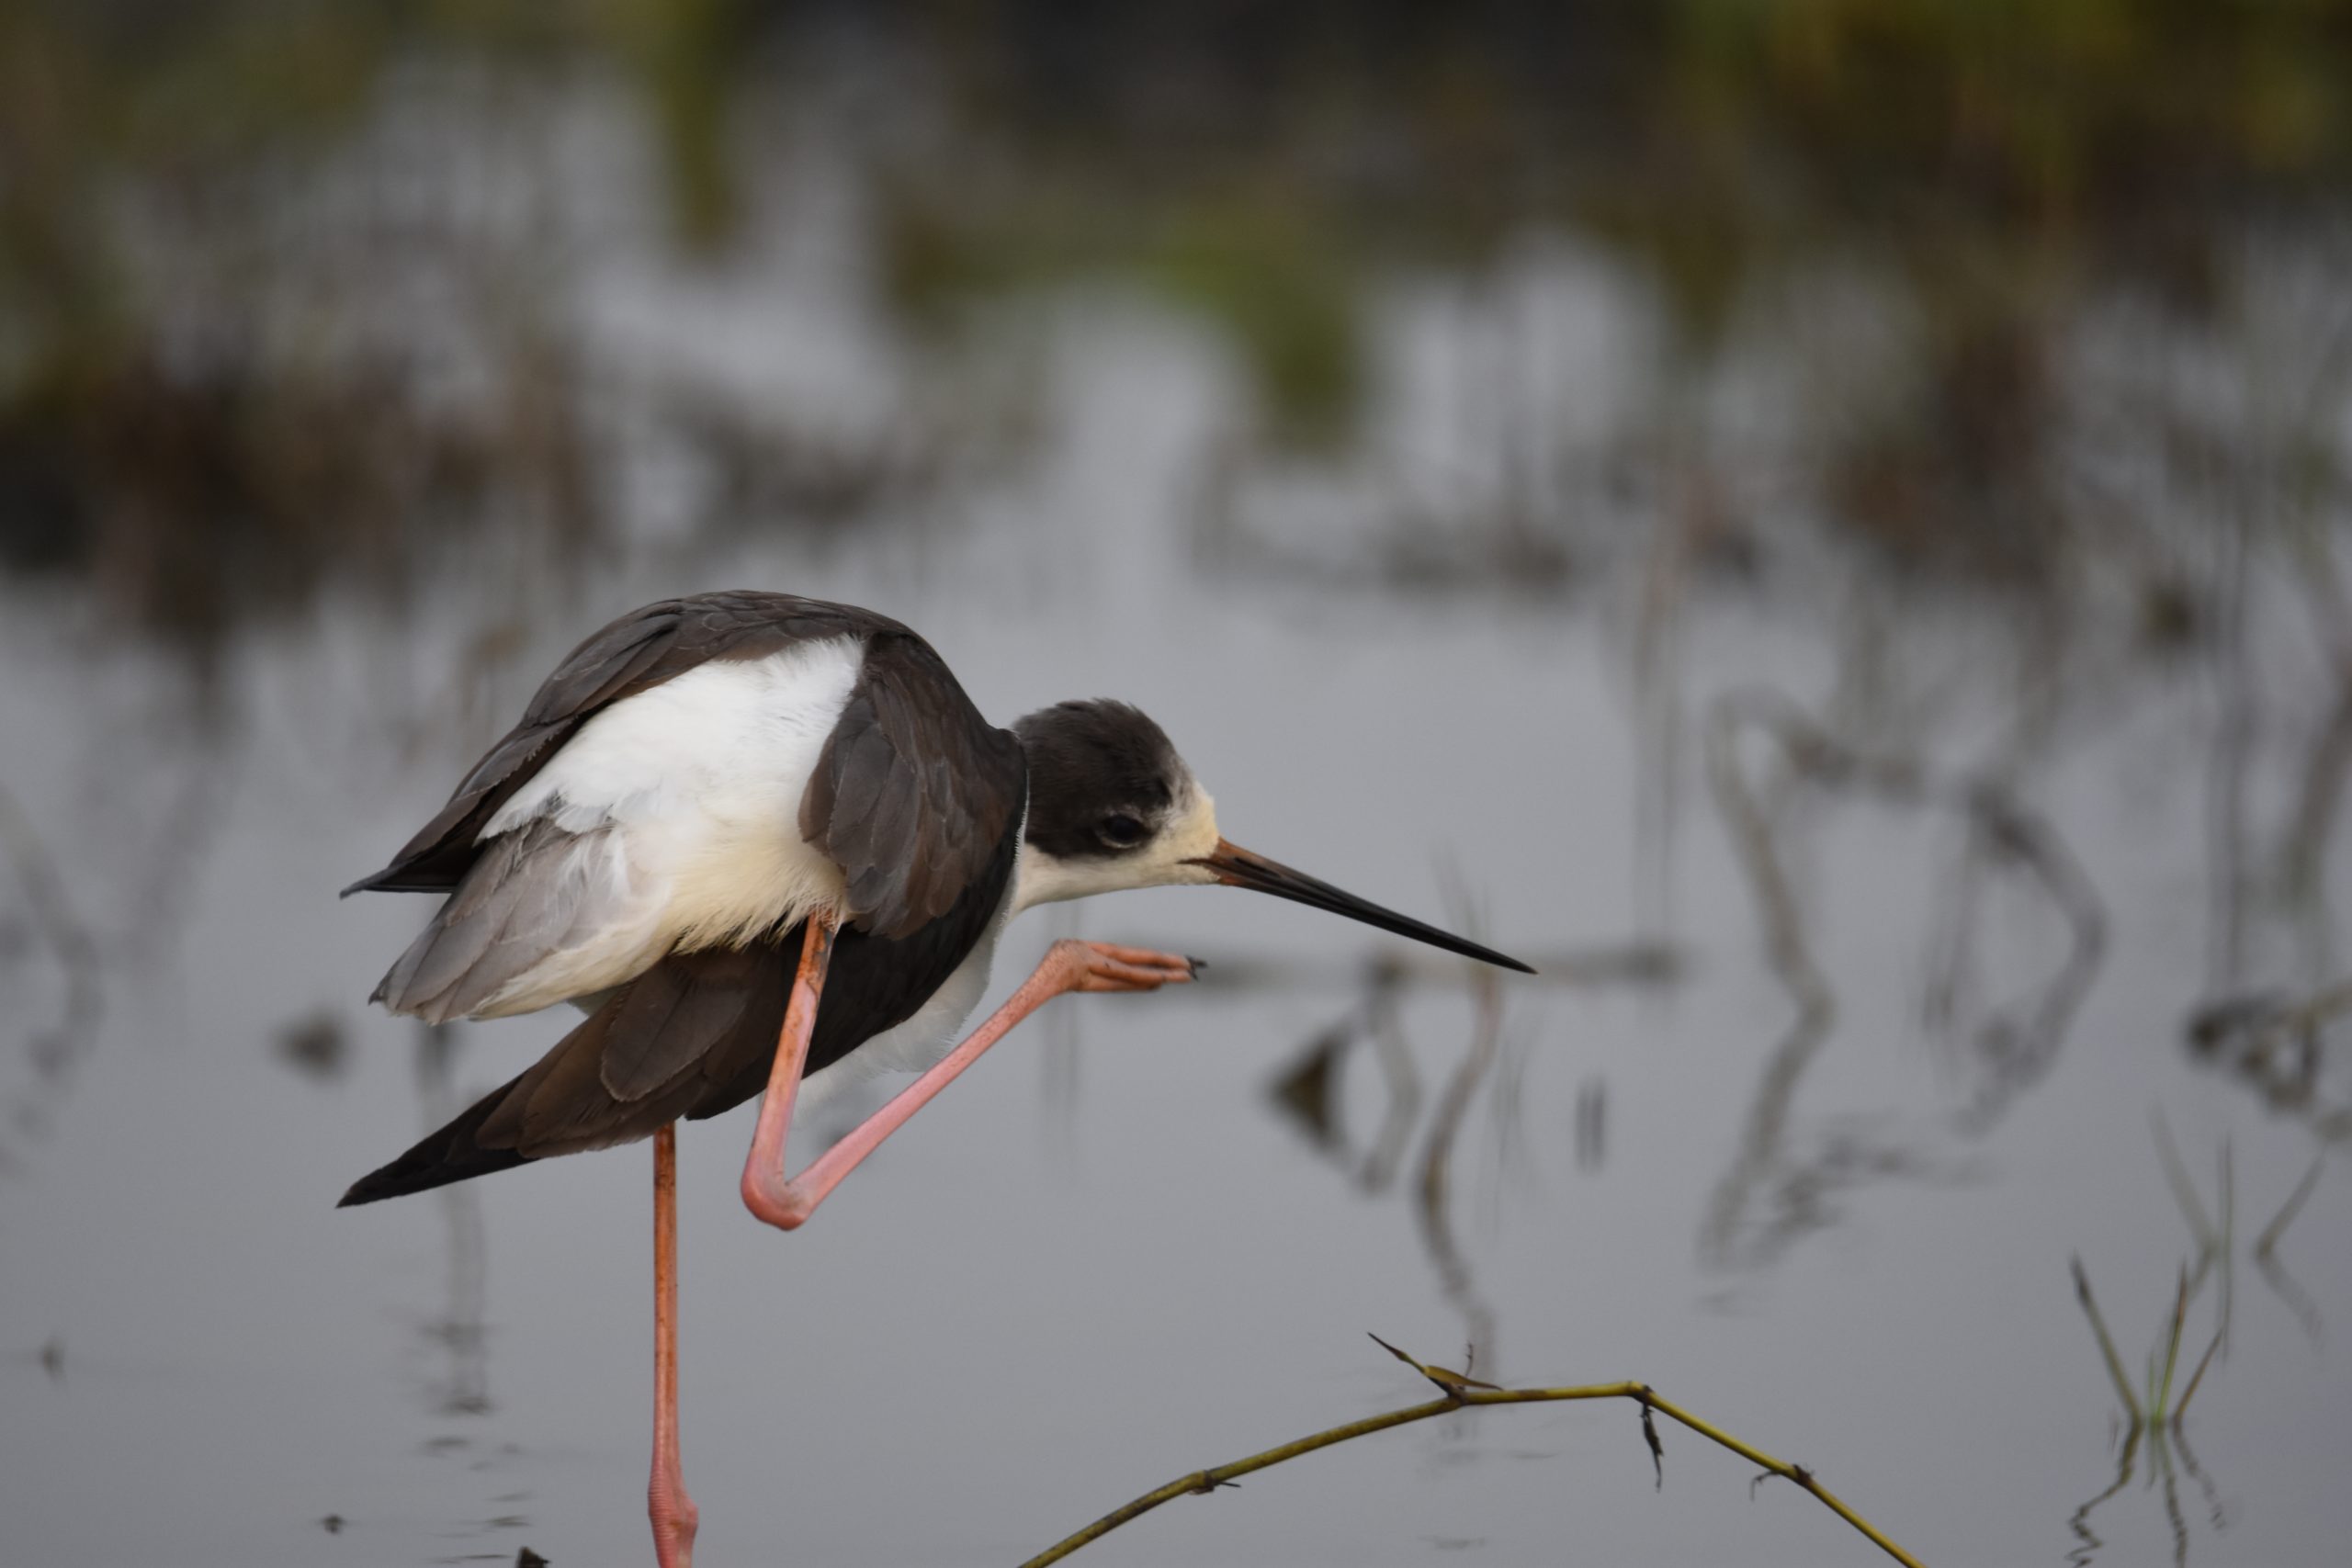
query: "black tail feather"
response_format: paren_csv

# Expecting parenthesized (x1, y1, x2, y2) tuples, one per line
(340, 861, 464, 898)
(338, 1077, 537, 1206)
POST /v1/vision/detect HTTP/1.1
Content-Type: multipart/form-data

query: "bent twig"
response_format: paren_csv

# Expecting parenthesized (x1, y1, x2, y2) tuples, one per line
(1019, 1337, 1925, 1567)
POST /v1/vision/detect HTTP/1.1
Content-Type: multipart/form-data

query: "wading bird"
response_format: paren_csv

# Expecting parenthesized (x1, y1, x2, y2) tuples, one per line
(338, 591, 1528, 1567)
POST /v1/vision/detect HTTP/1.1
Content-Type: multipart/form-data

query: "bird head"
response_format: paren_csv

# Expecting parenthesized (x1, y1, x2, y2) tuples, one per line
(1010, 699, 1531, 973)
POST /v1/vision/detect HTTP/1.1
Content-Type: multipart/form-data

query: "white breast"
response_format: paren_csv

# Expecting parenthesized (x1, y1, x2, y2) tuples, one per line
(466, 635, 866, 1013)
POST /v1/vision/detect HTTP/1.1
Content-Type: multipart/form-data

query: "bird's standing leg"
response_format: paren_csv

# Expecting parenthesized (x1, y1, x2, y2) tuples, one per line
(647, 915, 841, 1568)
(649, 1122, 695, 1568)
(741, 938, 1194, 1231)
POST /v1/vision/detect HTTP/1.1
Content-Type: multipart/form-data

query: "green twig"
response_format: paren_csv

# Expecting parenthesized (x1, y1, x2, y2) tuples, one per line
(1018, 1339, 1926, 1568)
(2072, 1255, 2144, 1422)
(2154, 1265, 2188, 1416)
(2170, 1314, 2225, 1425)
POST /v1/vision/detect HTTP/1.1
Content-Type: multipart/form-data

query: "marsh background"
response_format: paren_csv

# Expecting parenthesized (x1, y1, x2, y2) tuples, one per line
(4, 4, 2352, 1564)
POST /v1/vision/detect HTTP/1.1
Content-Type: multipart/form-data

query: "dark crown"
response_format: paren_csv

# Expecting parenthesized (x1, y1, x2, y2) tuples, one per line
(1012, 700, 1185, 859)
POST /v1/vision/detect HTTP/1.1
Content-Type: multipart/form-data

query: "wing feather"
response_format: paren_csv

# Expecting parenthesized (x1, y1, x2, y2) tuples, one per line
(370, 820, 654, 1023)
(345, 592, 908, 897)
(799, 632, 1024, 940)
(471, 947, 781, 1156)
(596, 956, 757, 1101)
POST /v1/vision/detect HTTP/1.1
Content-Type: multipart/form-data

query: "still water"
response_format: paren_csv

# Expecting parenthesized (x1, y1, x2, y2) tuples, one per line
(5, 60, 2352, 1568)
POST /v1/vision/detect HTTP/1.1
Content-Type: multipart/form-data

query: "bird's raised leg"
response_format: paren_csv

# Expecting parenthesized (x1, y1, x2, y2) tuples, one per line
(649, 1122, 695, 1568)
(741, 938, 1195, 1232)
(737, 912, 841, 1228)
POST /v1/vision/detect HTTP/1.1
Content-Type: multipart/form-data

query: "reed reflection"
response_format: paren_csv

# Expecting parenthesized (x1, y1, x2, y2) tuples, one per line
(1262, 955, 1498, 1360)
(2186, 987, 2352, 1147)
(2064, 1122, 2334, 1565)
(1261, 941, 1675, 1371)
(1697, 687, 2082, 1271)
(0, 779, 102, 1180)
(2066, 1174, 2228, 1564)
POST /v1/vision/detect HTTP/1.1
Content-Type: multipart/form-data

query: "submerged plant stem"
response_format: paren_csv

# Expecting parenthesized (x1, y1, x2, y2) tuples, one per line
(1018, 1361, 1925, 1568)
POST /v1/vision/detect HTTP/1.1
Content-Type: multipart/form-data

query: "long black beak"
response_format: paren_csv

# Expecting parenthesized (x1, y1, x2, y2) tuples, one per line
(1187, 839, 1535, 974)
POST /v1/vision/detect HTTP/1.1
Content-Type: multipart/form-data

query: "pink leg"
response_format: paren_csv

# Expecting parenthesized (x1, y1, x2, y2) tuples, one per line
(649, 1122, 697, 1568)
(741, 936, 1196, 1231)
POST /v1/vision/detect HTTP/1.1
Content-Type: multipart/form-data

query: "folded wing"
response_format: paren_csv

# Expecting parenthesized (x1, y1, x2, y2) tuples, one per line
(347, 591, 1030, 1191)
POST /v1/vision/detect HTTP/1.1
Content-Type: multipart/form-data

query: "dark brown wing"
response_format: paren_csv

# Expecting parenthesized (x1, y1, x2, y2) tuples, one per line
(338, 947, 787, 1202)
(798, 629, 1027, 941)
(343, 591, 910, 897)
(338, 803, 1025, 1206)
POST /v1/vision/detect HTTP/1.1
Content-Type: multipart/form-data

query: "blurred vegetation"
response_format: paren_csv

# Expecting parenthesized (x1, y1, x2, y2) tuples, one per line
(5, 1, 2352, 657)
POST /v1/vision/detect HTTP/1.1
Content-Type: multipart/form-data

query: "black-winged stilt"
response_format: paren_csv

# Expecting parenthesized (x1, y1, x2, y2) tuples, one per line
(338, 591, 1529, 1566)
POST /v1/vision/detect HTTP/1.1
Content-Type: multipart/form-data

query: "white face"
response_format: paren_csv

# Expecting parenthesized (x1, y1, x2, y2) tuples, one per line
(1010, 779, 1222, 914)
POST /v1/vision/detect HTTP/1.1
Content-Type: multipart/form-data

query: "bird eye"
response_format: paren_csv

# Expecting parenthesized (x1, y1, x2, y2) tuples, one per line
(1098, 813, 1147, 849)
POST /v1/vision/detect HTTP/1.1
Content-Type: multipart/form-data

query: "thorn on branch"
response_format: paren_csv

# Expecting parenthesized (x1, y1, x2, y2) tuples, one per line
(1366, 1331, 1499, 1398)
(1750, 1462, 1815, 1500)
(1187, 1472, 1239, 1495)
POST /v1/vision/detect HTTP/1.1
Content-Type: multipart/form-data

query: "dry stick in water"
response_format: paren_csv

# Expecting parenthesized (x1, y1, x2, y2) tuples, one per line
(1019, 1337, 1926, 1568)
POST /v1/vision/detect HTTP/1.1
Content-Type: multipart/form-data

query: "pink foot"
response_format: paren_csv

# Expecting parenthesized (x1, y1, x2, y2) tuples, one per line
(1049, 939, 1202, 993)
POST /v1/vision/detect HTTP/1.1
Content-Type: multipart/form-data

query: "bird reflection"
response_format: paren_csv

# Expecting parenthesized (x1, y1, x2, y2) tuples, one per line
(413, 1021, 492, 1419)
